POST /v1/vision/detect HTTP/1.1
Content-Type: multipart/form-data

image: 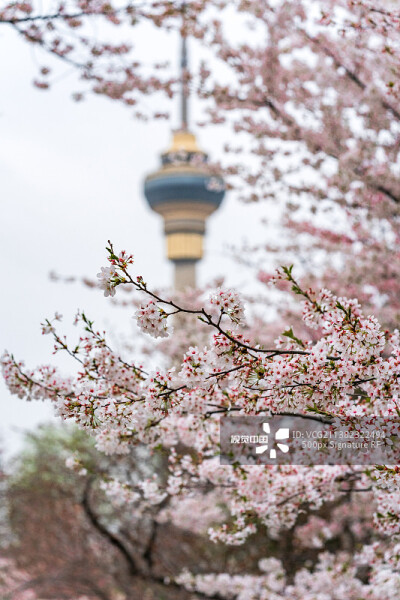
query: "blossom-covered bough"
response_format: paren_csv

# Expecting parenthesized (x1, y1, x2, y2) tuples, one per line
(3, 241, 400, 598)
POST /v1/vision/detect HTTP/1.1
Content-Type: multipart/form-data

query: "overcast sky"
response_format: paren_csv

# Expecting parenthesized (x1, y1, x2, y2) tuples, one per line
(0, 18, 276, 457)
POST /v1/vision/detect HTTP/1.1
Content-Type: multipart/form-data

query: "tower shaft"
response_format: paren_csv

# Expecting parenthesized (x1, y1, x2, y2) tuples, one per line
(174, 260, 196, 290)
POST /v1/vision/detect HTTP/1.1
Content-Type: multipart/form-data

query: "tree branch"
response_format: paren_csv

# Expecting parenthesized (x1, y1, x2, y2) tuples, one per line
(305, 32, 400, 122)
(82, 477, 139, 577)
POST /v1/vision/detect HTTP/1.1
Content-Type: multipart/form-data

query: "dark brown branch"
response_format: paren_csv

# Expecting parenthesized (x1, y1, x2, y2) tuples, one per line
(81, 475, 228, 600)
(368, 7, 400, 18)
(0, 11, 90, 23)
(82, 478, 139, 577)
(376, 184, 400, 204)
(10, 22, 85, 70)
(205, 406, 334, 424)
(142, 521, 158, 571)
(119, 260, 341, 360)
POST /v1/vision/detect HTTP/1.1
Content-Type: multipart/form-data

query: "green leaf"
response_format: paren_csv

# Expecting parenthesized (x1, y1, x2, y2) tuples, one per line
(282, 327, 305, 348)
(281, 264, 294, 278)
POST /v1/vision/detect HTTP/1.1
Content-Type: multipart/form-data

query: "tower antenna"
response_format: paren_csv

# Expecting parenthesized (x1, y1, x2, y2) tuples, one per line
(180, 2, 188, 130)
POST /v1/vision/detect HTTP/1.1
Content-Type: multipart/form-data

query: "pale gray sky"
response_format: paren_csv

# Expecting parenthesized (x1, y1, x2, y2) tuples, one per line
(0, 19, 273, 456)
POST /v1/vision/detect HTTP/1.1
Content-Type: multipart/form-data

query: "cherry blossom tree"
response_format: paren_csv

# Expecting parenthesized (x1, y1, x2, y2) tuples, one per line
(2, 0, 400, 596)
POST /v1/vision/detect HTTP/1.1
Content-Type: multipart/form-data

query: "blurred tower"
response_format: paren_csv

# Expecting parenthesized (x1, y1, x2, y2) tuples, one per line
(143, 32, 225, 290)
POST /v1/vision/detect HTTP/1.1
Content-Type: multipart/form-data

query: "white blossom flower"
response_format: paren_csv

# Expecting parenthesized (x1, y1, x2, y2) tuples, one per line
(97, 265, 118, 297)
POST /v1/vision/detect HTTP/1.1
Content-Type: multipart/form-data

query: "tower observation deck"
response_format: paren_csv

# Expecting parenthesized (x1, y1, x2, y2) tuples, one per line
(143, 32, 225, 289)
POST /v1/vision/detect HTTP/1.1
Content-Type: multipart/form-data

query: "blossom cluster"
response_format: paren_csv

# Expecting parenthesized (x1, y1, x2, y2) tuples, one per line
(97, 249, 134, 297)
(176, 553, 375, 600)
(134, 300, 170, 338)
(209, 288, 245, 325)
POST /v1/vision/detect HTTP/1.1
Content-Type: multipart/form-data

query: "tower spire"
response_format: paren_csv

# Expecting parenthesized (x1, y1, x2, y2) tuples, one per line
(180, 33, 188, 129)
(180, 2, 188, 130)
